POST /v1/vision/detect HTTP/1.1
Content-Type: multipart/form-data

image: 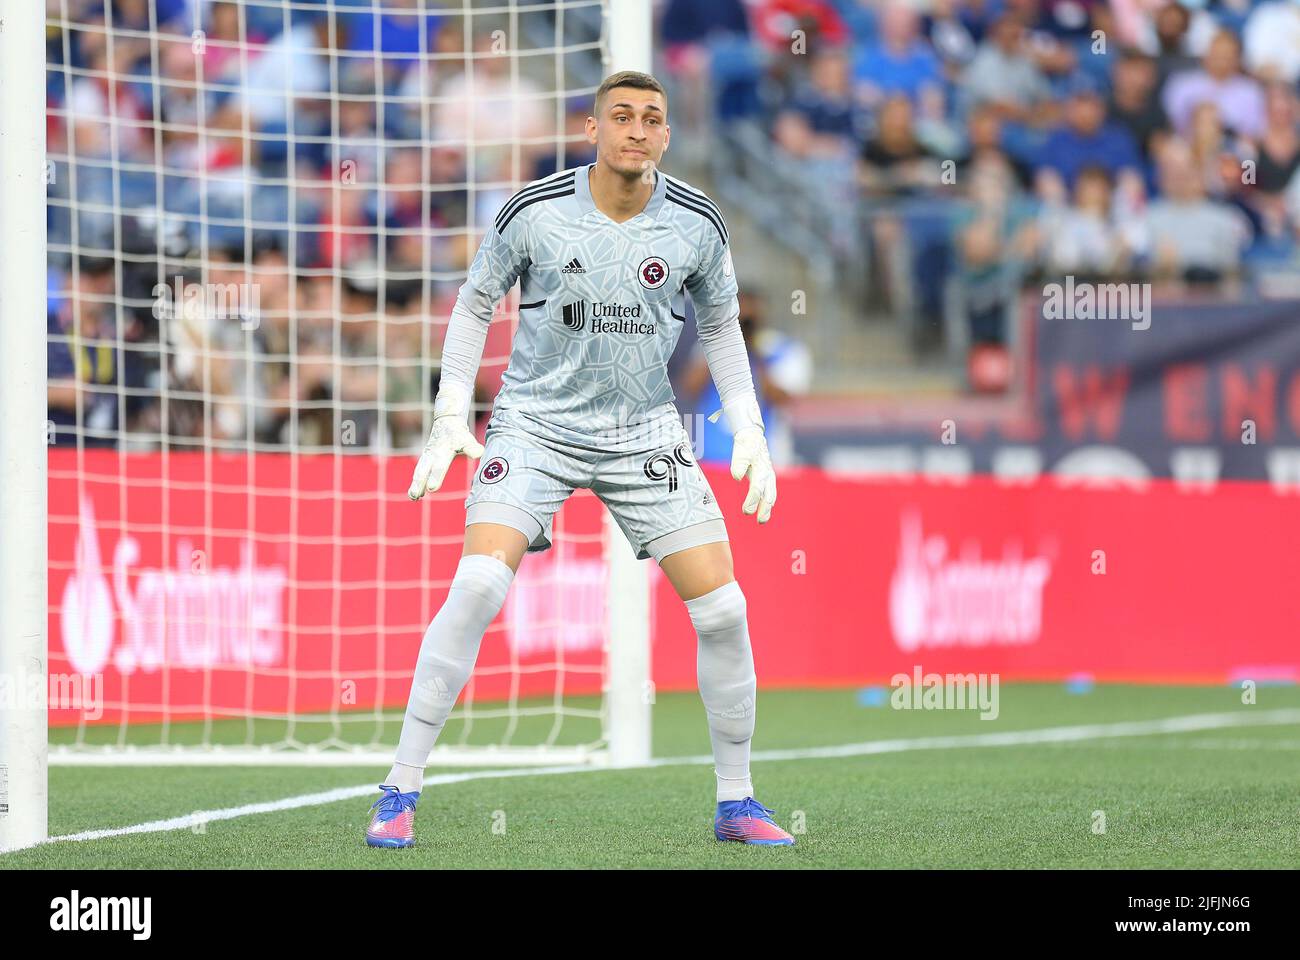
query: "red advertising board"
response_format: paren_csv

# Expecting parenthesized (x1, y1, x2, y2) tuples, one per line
(48, 450, 1299, 727)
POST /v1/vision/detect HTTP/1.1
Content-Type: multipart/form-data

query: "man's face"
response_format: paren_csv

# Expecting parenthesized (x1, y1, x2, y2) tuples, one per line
(994, 19, 1022, 53)
(1115, 57, 1154, 98)
(586, 87, 669, 178)
(1068, 94, 1105, 134)
(1204, 34, 1239, 80)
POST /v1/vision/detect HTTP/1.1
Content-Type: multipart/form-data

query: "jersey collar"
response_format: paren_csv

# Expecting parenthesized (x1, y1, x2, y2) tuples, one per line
(576, 162, 668, 222)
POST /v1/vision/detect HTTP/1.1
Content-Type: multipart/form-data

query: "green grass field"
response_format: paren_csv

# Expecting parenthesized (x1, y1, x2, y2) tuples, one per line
(5, 684, 1300, 869)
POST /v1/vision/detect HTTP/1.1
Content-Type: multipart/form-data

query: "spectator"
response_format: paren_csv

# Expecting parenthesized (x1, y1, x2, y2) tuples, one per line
(200, 2, 268, 82)
(853, 2, 944, 119)
(961, 14, 1053, 122)
(1035, 75, 1142, 194)
(660, 0, 750, 52)
(333, 68, 384, 188)
(342, 0, 443, 86)
(658, 0, 751, 136)
(1038, 166, 1137, 277)
(921, 0, 986, 74)
(1144, 139, 1251, 283)
(231, 7, 331, 129)
(249, 239, 293, 443)
(1163, 29, 1266, 140)
(774, 48, 865, 158)
(951, 160, 1039, 343)
(1035, 0, 1107, 43)
(956, 104, 1036, 189)
(859, 95, 944, 197)
(311, 156, 378, 270)
(749, 0, 849, 55)
(1001, 0, 1079, 76)
(532, 100, 599, 180)
(337, 268, 385, 448)
(1253, 85, 1300, 196)
(679, 290, 809, 467)
(1186, 101, 1245, 202)
(1124, 0, 1215, 81)
(859, 96, 949, 326)
(401, 31, 553, 185)
(1242, 0, 1300, 84)
(383, 290, 438, 451)
(377, 146, 428, 233)
(48, 257, 120, 447)
(1107, 49, 1170, 163)
(1244, 84, 1300, 244)
(66, 40, 152, 161)
(1285, 170, 1300, 257)
(208, 243, 276, 442)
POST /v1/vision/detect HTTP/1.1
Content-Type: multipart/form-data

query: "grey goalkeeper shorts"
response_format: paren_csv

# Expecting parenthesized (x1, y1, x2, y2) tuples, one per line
(463, 406, 728, 563)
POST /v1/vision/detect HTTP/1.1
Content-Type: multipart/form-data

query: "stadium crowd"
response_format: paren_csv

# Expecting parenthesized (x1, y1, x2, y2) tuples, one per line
(662, 0, 1300, 351)
(44, 1, 1300, 449)
(46, 0, 594, 449)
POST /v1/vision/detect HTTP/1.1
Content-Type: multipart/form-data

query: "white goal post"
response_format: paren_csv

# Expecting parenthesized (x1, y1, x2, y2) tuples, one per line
(0, 0, 51, 852)
(601, 0, 653, 769)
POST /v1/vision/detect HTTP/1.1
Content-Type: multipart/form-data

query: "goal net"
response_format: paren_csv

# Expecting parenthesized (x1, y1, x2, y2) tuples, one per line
(43, 0, 651, 766)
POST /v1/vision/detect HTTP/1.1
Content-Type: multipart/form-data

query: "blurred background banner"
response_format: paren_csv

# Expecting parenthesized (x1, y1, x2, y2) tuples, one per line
(792, 295, 1300, 485)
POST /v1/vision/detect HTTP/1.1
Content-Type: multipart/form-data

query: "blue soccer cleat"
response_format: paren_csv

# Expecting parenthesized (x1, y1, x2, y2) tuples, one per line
(365, 784, 420, 848)
(714, 797, 796, 846)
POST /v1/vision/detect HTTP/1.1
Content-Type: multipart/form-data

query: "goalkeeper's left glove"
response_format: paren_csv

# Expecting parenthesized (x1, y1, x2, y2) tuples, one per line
(711, 396, 777, 524)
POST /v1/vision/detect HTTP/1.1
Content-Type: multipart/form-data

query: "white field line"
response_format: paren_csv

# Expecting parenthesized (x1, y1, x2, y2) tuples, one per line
(1094, 737, 1300, 751)
(17, 707, 1300, 851)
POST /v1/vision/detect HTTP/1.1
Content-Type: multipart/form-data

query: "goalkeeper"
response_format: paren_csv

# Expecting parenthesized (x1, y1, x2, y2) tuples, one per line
(365, 71, 792, 848)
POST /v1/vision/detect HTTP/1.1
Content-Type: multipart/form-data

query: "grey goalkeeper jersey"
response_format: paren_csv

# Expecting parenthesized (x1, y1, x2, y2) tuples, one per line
(445, 163, 753, 453)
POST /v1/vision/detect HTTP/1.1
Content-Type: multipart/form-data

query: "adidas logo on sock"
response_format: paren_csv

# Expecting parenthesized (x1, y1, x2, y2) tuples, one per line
(561, 258, 586, 274)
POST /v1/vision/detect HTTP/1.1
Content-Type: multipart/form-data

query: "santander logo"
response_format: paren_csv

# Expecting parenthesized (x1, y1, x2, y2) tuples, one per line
(889, 512, 1052, 653)
(60, 497, 288, 675)
(61, 498, 116, 675)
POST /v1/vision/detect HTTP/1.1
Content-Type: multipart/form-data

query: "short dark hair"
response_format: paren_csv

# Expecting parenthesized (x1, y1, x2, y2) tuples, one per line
(594, 70, 667, 114)
(77, 255, 115, 277)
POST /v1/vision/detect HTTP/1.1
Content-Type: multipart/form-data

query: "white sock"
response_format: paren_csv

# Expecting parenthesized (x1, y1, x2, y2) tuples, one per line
(686, 581, 756, 803)
(384, 760, 425, 795)
(387, 553, 515, 790)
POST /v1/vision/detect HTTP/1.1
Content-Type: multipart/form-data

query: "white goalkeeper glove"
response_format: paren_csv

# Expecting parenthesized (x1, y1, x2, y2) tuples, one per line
(710, 396, 777, 524)
(407, 385, 485, 501)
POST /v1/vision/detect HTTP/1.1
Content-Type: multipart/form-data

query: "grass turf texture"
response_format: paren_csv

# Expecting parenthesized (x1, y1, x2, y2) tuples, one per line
(6, 684, 1300, 869)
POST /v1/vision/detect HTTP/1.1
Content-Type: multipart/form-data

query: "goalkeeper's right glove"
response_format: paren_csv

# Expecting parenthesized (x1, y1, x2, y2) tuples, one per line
(407, 385, 485, 501)
(709, 394, 777, 525)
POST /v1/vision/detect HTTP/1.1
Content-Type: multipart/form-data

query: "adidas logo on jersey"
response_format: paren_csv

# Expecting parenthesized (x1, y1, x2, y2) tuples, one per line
(561, 258, 586, 274)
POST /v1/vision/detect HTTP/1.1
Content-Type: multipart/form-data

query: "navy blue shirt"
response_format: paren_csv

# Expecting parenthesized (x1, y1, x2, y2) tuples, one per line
(48, 307, 118, 446)
(1035, 122, 1141, 190)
